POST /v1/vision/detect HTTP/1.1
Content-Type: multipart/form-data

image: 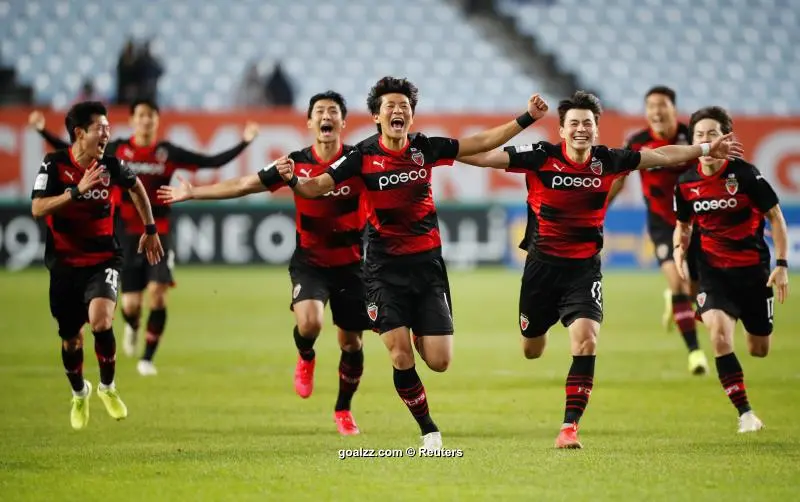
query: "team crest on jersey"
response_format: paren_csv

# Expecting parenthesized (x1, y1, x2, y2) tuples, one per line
(696, 292, 707, 308)
(99, 168, 111, 187)
(155, 147, 169, 163)
(367, 302, 378, 322)
(292, 284, 301, 299)
(590, 158, 603, 175)
(725, 174, 738, 195)
(410, 148, 424, 167)
(519, 314, 529, 331)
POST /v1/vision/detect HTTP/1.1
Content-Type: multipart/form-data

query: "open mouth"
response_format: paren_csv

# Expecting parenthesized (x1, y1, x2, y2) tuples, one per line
(572, 135, 590, 142)
(390, 117, 405, 132)
(97, 140, 108, 153)
(320, 124, 333, 134)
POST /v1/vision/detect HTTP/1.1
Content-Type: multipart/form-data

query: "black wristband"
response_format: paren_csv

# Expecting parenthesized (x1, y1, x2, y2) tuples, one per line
(69, 186, 80, 201)
(145, 224, 157, 235)
(776, 259, 788, 268)
(287, 175, 299, 188)
(516, 112, 536, 128)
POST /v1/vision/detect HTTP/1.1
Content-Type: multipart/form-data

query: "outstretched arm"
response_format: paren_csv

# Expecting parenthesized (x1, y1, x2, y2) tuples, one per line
(167, 122, 259, 168)
(455, 94, 548, 157)
(637, 133, 743, 170)
(457, 150, 512, 169)
(29, 111, 71, 150)
(158, 173, 267, 203)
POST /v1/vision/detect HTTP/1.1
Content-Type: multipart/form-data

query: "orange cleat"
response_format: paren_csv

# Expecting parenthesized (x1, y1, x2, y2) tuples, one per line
(555, 423, 583, 449)
(334, 410, 360, 436)
(294, 356, 315, 398)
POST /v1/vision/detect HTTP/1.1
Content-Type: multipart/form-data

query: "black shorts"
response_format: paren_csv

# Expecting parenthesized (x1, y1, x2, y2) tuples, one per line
(696, 265, 774, 335)
(121, 232, 175, 293)
(49, 261, 121, 340)
(289, 261, 371, 332)
(519, 256, 603, 338)
(365, 256, 453, 336)
(687, 230, 700, 282)
(648, 211, 700, 281)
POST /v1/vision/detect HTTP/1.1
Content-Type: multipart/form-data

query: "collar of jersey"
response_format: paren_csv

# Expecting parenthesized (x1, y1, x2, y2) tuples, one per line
(311, 142, 343, 165)
(379, 135, 411, 157)
(560, 142, 592, 169)
(697, 159, 729, 179)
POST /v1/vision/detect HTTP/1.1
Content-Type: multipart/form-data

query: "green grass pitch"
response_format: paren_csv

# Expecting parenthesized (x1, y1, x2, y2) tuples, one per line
(0, 266, 798, 501)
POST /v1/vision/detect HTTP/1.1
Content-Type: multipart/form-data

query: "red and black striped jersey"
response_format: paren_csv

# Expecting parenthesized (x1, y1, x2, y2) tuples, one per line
(505, 141, 641, 264)
(37, 130, 250, 235)
(674, 159, 779, 270)
(625, 124, 691, 225)
(326, 133, 459, 263)
(30, 149, 137, 269)
(259, 144, 366, 268)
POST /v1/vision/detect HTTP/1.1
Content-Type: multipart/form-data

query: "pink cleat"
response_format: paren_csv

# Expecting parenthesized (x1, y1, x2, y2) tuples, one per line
(294, 356, 315, 398)
(334, 410, 360, 436)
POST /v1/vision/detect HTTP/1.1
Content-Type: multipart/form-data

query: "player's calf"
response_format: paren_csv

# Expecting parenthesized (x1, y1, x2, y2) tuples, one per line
(121, 292, 143, 357)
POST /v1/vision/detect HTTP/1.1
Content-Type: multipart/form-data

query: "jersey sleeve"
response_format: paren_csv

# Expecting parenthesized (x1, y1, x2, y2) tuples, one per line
(503, 142, 548, 173)
(326, 149, 363, 184)
(165, 140, 249, 170)
(30, 155, 59, 199)
(110, 159, 138, 189)
(427, 136, 459, 165)
(37, 128, 70, 150)
(744, 165, 780, 212)
(256, 164, 286, 193)
(606, 146, 642, 174)
(673, 184, 692, 223)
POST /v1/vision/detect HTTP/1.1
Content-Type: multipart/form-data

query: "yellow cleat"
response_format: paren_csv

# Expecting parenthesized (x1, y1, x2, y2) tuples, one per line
(70, 381, 92, 430)
(688, 349, 709, 376)
(97, 385, 128, 420)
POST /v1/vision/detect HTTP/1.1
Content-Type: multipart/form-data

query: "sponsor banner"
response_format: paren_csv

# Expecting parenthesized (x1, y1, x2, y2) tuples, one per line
(3, 203, 798, 271)
(2, 107, 800, 203)
(0, 203, 510, 270)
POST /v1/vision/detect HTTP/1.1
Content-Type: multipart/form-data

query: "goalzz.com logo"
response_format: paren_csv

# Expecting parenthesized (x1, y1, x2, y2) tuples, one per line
(693, 198, 738, 212)
(378, 168, 428, 190)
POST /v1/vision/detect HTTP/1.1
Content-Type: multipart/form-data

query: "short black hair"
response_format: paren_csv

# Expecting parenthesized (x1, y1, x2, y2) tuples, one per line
(557, 91, 602, 126)
(129, 98, 159, 116)
(65, 101, 107, 142)
(645, 86, 677, 106)
(689, 106, 733, 137)
(366, 77, 419, 133)
(307, 91, 347, 119)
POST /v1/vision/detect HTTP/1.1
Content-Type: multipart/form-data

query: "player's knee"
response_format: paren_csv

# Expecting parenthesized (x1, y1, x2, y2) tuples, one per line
(390, 349, 415, 370)
(122, 293, 143, 315)
(339, 331, 362, 352)
(297, 318, 323, 338)
(90, 317, 113, 333)
(62, 334, 83, 351)
(710, 329, 733, 354)
(148, 285, 169, 309)
(748, 338, 770, 358)
(522, 337, 546, 359)
(424, 354, 450, 372)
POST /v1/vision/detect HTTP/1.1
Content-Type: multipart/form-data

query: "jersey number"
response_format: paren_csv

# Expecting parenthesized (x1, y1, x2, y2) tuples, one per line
(591, 281, 603, 307)
(105, 268, 119, 294)
(766, 297, 774, 323)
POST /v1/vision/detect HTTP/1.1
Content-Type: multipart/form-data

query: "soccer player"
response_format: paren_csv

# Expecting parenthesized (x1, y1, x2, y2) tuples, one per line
(30, 101, 164, 430)
(273, 76, 548, 449)
(158, 91, 369, 435)
(607, 86, 708, 375)
(456, 91, 741, 448)
(673, 106, 788, 433)
(30, 101, 258, 376)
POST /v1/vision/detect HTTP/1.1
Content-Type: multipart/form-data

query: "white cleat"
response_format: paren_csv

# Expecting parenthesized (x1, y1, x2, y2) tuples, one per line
(122, 324, 138, 357)
(137, 359, 158, 376)
(738, 411, 764, 433)
(421, 431, 442, 451)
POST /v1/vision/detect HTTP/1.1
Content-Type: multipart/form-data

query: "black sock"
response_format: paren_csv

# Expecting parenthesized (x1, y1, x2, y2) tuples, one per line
(393, 366, 438, 435)
(93, 328, 116, 386)
(564, 355, 596, 424)
(61, 345, 85, 392)
(335, 348, 364, 411)
(293, 326, 316, 361)
(142, 308, 166, 361)
(122, 309, 141, 331)
(672, 294, 699, 351)
(716, 353, 752, 416)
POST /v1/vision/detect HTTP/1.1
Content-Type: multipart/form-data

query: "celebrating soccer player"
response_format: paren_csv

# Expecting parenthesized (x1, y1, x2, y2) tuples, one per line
(608, 87, 709, 375)
(158, 91, 369, 435)
(673, 106, 788, 433)
(30, 101, 258, 376)
(274, 77, 547, 449)
(457, 91, 742, 449)
(30, 101, 164, 430)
